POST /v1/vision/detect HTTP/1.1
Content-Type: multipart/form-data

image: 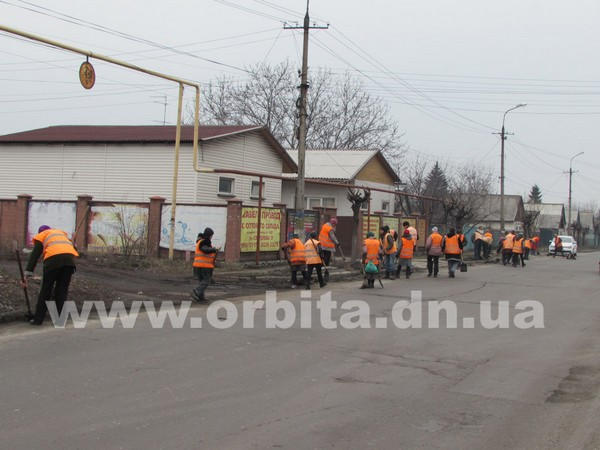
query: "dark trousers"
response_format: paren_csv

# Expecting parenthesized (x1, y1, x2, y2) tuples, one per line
(483, 242, 491, 259)
(502, 249, 512, 265)
(193, 267, 213, 301)
(427, 255, 439, 275)
(322, 251, 332, 266)
(33, 266, 75, 323)
(291, 264, 309, 288)
(512, 253, 525, 267)
(524, 248, 530, 260)
(474, 240, 482, 259)
(553, 247, 563, 257)
(307, 264, 325, 287)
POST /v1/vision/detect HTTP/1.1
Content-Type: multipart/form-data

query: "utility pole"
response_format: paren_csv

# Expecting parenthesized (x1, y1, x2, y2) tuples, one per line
(284, 1, 328, 237)
(152, 94, 168, 125)
(495, 104, 526, 231)
(566, 151, 584, 234)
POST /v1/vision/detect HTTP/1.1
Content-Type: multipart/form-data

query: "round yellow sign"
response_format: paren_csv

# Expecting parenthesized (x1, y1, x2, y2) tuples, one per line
(79, 61, 95, 89)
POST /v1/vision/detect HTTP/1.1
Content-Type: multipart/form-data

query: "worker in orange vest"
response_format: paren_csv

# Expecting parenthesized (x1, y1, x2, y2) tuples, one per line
(361, 232, 381, 289)
(442, 228, 464, 278)
(426, 226, 443, 277)
(23, 225, 79, 325)
(304, 231, 326, 289)
(282, 233, 309, 289)
(395, 229, 415, 279)
(512, 234, 526, 267)
(532, 235, 541, 255)
(523, 237, 532, 260)
(192, 227, 219, 302)
(379, 225, 397, 279)
(498, 230, 515, 266)
(483, 230, 493, 259)
(318, 217, 339, 284)
(552, 235, 564, 258)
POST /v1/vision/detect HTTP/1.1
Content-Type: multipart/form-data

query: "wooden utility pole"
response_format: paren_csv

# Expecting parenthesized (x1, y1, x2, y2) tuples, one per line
(567, 151, 584, 234)
(284, 1, 328, 238)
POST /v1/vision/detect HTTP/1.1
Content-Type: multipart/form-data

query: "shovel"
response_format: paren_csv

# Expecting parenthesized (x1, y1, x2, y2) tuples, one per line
(13, 241, 33, 320)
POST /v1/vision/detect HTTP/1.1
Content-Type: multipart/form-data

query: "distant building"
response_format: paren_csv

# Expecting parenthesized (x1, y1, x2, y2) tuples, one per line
(281, 149, 400, 216)
(578, 210, 596, 247)
(0, 125, 297, 205)
(524, 202, 566, 245)
(470, 194, 526, 233)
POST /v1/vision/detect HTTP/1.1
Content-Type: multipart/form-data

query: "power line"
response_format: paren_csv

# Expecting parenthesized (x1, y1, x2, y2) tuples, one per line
(1, 0, 249, 72)
(212, 0, 288, 22)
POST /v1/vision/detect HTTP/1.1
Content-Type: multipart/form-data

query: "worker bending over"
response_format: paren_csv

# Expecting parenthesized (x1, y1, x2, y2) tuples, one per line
(361, 232, 381, 289)
(24, 225, 78, 325)
(282, 234, 310, 289)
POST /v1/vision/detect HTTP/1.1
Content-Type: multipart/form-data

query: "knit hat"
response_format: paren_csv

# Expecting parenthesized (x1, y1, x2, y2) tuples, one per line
(38, 225, 51, 233)
(432, 226, 438, 232)
(202, 227, 214, 237)
(404, 229, 411, 237)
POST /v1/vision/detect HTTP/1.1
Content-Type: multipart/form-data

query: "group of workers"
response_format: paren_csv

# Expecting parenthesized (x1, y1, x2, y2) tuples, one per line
(21, 219, 559, 325)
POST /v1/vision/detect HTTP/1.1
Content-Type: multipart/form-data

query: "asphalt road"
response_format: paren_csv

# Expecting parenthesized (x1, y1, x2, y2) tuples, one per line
(1, 252, 600, 449)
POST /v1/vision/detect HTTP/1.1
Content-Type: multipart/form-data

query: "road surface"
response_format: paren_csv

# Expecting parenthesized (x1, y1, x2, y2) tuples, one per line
(1, 252, 600, 449)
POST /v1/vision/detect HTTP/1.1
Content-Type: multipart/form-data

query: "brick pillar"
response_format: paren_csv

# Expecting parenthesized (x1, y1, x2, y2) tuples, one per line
(16, 194, 32, 248)
(273, 203, 288, 246)
(147, 196, 165, 257)
(75, 195, 92, 251)
(225, 199, 243, 263)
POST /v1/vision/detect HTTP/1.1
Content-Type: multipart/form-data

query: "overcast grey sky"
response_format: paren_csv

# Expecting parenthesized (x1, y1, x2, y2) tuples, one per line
(1, 0, 599, 206)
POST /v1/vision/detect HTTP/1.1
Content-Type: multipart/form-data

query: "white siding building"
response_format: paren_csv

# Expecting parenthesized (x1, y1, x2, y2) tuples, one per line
(281, 149, 400, 216)
(0, 125, 296, 206)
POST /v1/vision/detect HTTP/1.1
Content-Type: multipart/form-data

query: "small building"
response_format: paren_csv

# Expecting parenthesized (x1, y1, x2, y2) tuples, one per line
(524, 202, 566, 245)
(281, 149, 400, 215)
(470, 194, 526, 233)
(0, 125, 297, 205)
(578, 210, 596, 247)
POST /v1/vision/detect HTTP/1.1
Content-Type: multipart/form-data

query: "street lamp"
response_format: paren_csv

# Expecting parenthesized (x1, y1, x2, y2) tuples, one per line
(568, 151, 584, 234)
(499, 103, 527, 231)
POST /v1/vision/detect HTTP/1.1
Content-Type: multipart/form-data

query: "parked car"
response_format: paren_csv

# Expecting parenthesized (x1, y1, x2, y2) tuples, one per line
(548, 235, 578, 258)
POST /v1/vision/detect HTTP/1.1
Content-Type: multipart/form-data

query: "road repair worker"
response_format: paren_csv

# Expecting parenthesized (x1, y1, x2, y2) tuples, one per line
(403, 221, 418, 242)
(304, 231, 326, 289)
(361, 231, 381, 289)
(512, 234, 526, 268)
(426, 226, 443, 277)
(23, 225, 78, 325)
(552, 234, 563, 258)
(380, 225, 397, 279)
(523, 237, 532, 260)
(442, 227, 463, 278)
(318, 217, 340, 280)
(396, 229, 415, 279)
(532, 234, 540, 255)
(282, 233, 309, 289)
(483, 230, 493, 259)
(473, 228, 484, 260)
(192, 227, 219, 302)
(498, 230, 515, 266)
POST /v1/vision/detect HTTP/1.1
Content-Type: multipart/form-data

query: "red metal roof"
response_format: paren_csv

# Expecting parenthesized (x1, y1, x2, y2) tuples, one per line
(0, 125, 261, 143)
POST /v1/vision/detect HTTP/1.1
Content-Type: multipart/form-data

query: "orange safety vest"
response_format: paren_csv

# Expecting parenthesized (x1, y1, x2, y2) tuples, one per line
(444, 235, 461, 255)
(193, 241, 216, 268)
(289, 238, 306, 264)
(382, 232, 397, 255)
(513, 238, 524, 254)
(319, 223, 335, 249)
(484, 232, 493, 242)
(399, 237, 414, 259)
(364, 238, 381, 265)
(33, 228, 79, 261)
(430, 232, 443, 247)
(304, 239, 322, 265)
(554, 237, 562, 248)
(503, 234, 515, 250)
(524, 239, 532, 249)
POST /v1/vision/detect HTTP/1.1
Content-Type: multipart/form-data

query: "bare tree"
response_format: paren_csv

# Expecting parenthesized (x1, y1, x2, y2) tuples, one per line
(396, 155, 429, 216)
(347, 188, 371, 261)
(193, 61, 404, 159)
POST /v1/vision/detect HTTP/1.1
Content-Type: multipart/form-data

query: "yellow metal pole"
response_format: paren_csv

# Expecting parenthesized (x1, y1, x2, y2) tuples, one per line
(168, 83, 184, 260)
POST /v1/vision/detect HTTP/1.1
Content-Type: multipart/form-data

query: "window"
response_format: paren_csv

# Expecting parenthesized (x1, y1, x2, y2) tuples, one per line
(322, 197, 336, 208)
(304, 197, 336, 209)
(382, 201, 390, 212)
(218, 177, 234, 195)
(251, 180, 266, 199)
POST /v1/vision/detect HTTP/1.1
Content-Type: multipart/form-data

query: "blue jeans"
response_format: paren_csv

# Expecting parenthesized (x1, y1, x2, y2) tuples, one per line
(383, 254, 396, 273)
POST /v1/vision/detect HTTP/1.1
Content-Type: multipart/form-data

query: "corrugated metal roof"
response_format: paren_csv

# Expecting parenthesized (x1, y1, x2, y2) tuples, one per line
(524, 202, 565, 229)
(286, 149, 379, 181)
(0, 125, 260, 143)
